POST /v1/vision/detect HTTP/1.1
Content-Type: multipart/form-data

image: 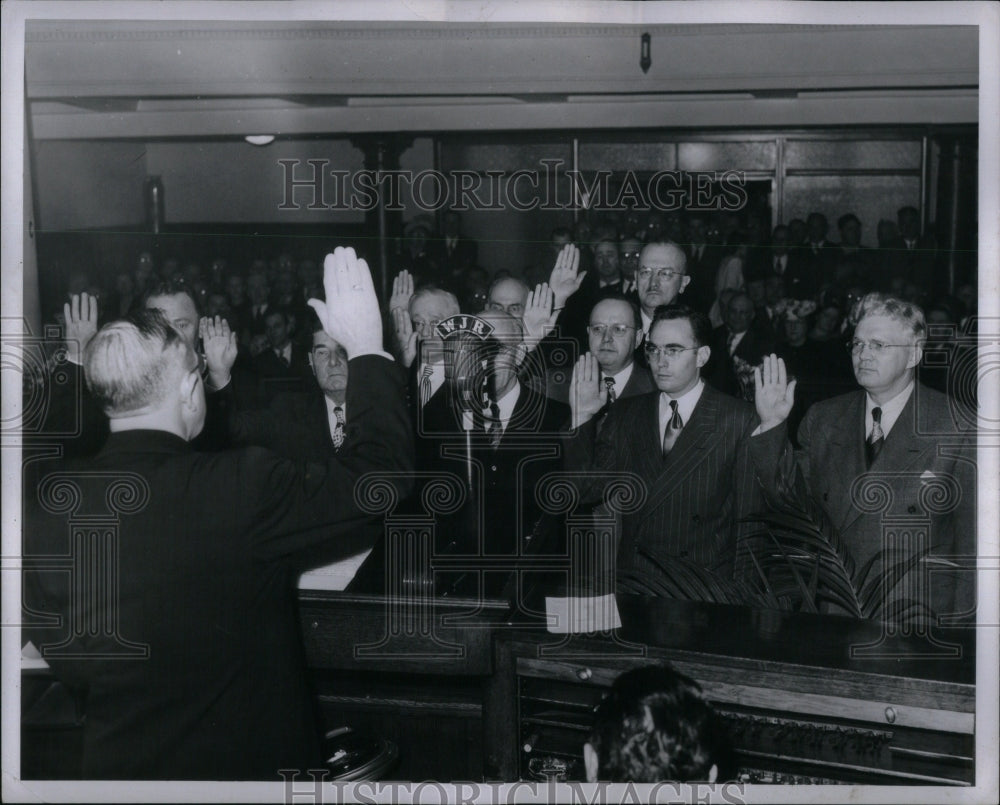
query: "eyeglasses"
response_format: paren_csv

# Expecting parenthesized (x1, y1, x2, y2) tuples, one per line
(644, 342, 700, 362)
(485, 301, 525, 316)
(412, 318, 442, 333)
(847, 339, 912, 355)
(588, 323, 636, 339)
(637, 266, 683, 283)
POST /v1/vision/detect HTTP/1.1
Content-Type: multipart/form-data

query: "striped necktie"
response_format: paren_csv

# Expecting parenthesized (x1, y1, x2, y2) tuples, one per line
(604, 376, 617, 405)
(332, 405, 346, 451)
(866, 406, 884, 467)
(419, 363, 434, 407)
(662, 399, 683, 456)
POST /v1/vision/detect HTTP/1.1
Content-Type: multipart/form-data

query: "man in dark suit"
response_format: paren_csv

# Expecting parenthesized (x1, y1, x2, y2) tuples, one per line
(23, 248, 413, 779)
(253, 306, 314, 400)
(787, 214, 838, 299)
(418, 309, 570, 598)
(565, 305, 761, 585)
(428, 209, 478, 292)
(683, 214, 725, 314)
(751, 293, 975, 620)
(547, 294, 654, 407)
(885, 205, 937, 294)
(705, 291, 774, 400)
(555, 238, 629, 350)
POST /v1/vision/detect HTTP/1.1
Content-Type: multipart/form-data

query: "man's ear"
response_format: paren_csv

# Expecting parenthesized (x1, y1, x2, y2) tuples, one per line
(583, 742, 599, 783)
(708, 763, 718, 784)
(696, 344, 711, 369)
(179, 369, 201, 414)
(907, 340, 924, 370)
(679, 275, 691, 294)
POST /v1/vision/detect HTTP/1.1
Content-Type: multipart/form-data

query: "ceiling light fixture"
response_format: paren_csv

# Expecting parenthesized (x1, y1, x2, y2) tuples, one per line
(245, 135, 275, 146)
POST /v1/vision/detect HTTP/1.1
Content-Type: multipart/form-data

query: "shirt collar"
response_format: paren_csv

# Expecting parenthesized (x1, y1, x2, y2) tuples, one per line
(865, 381, 914, 437)
(660, 378, 705, 427)
(603, 362, 634, 390)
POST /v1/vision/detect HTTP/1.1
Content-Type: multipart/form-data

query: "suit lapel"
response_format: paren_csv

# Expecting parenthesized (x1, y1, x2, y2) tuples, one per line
(869, 391, 927, 473)
(637, 386, 718, 523)
(830, 392, 869, 532)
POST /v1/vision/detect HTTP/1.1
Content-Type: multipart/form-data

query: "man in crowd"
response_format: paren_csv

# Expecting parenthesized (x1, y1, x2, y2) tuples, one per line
(635, 241, 691, 348)
(751, 293, 975, 620)
(683, 214, 723, 313)
(585, 664, 736, 783)
(566, 305, 761, 585)
(253, 306, 313, 400)
(485, 275, 530, 319)
(24, 247, 413, 779)
(705, 291, 774, 401)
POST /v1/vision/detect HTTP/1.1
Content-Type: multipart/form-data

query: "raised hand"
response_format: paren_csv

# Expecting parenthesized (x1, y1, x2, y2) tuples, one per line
(569, 352, 607, 428)
(391, 306, 418, 368)
(754, 354, 796, 433)
(200, 316, 238, 389)
(549, 244, 587, 308)
(63, 292, 99, 364)
(307, 247, 384, 359)
(389, 269, 415, 314)
(522, 282, 558, 351)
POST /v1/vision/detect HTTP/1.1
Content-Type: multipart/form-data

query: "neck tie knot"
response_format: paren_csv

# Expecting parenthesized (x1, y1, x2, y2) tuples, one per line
(662, 399, 684, 456)
(604, 376, 617, 404)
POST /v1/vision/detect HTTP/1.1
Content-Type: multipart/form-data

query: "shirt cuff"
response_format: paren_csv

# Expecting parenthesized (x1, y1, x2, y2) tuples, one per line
(351, 349, 395, 362)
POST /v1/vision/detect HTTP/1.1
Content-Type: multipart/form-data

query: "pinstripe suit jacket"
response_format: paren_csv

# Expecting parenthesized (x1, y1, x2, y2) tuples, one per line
(565, 382, 761, 580)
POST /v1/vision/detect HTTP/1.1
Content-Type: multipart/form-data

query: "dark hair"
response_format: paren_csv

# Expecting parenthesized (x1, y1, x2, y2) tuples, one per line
(650, 304, 712, 348)
(588, 664, 736, 783)
(897, 205, 919, 219)
(143, 280, 201, 316)
(838, 213, 861, 230)
(591, 291, 641, 330)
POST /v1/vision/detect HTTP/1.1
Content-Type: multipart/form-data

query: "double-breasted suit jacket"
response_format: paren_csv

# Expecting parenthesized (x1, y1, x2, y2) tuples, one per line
(564, 383, 761, 582)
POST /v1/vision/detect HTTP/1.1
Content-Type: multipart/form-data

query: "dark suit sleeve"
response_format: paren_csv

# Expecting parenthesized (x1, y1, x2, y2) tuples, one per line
(36, 360, 109, 458)
(244, 354, 414, 560)
(748, 415, 813, 513)
(562, 404, 627, 506)
(731, 409, 766, 581)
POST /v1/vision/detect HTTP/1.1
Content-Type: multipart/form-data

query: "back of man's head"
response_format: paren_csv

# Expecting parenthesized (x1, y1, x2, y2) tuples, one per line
(585, 664, 735, 783)
(85, 309, 188, 417)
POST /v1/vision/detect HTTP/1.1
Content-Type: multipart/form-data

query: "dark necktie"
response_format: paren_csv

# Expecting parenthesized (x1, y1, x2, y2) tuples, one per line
(604, 376, 617, 405)
(486, 401, 503, 448)
(662, 399, 683, 456)
(866, 406, 884, 468)
(332, 405, 346, 451)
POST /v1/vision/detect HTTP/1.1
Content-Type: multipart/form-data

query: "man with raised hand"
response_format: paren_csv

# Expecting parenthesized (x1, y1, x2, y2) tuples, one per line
(25, 247, 412, 780)
(751, 292, 976, 621)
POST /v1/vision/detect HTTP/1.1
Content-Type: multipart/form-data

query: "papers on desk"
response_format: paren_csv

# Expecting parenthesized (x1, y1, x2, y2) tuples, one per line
(545, 594, 622, 634)
(298, 548, 372, 591)
(22, 640, 50, 670)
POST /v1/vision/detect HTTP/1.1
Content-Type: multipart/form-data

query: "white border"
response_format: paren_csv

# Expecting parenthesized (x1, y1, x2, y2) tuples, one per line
(3, 2, 998, 803)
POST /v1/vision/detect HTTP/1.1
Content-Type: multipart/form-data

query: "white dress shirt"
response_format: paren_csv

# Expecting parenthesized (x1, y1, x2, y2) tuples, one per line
(866, 381, 914, 439)
(658, 379, 705, 439)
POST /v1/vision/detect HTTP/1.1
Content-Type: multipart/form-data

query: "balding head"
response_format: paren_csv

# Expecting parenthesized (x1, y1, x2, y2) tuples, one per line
(485, 277, 529, 319)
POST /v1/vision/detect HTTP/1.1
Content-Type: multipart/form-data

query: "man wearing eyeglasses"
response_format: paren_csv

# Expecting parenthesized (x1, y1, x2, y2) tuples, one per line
(566, 304, 761, 586)
(752, 292, 975, 621)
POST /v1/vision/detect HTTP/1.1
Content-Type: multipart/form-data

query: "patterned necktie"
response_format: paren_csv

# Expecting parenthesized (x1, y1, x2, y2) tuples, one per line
(866, 406, 884, 467)
(662, 399, 684, 456)
(604, 376, 617, 405)
(486, 401, 503, 448)
(419, 363, 434, 407)
(332, 405, 346, 451)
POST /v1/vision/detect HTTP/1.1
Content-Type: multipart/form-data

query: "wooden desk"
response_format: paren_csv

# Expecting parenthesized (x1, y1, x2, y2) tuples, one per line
(481, 595, 976, 784)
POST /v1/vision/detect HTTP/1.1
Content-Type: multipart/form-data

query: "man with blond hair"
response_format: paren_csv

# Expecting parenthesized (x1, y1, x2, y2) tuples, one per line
(25, 248, 413, 779)
(752, 292, 976, 620)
